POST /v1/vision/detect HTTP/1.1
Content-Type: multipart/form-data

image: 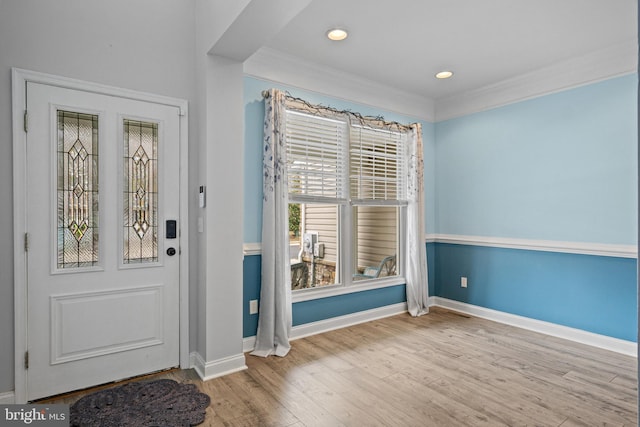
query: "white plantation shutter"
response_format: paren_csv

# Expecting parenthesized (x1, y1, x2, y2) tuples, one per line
(350, 125, 407, 203)
(286, 111, 348, 202)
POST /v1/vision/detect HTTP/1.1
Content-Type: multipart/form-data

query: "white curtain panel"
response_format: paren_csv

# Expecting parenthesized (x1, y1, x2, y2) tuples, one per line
(405, 123, 430, 316)
(251, 88, 292, 357)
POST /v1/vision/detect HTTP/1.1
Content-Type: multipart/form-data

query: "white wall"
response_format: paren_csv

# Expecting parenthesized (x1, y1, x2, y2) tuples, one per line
(189, 0, 317, 378)
(0, 0, 198, 394)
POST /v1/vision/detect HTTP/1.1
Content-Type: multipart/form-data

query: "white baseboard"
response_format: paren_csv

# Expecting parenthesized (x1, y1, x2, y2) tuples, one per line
(0, 354, 250, 404)
(291, 302, 408, 341)
(432, 297, 637, 357)
(0, 391, 15, 404)
(242, 297, 636, 358)
(190, 351, 247, 381)
(243, 337, 257, 353)
(243, 302, 409, 353)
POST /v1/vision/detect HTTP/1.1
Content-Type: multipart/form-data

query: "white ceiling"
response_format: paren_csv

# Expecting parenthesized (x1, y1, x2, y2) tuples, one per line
(263, 0, 637, 101)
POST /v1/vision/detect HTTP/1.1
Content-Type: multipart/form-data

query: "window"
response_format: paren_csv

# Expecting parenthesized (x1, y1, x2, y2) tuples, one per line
(289, 202, 339, 289)
(353, 205, 399, 280)
(285, 108, 409, 293)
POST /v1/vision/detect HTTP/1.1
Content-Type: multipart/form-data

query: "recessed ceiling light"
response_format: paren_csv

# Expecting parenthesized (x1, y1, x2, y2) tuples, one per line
(327, 28, 348, 41)
(435, 70, 454, 79)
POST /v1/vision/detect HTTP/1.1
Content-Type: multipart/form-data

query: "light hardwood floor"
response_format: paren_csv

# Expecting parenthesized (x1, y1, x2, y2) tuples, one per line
(47, 307, 637, 426)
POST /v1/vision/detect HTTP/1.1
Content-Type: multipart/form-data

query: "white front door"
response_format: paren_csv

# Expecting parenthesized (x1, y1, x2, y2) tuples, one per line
(25, 82, 181, 401)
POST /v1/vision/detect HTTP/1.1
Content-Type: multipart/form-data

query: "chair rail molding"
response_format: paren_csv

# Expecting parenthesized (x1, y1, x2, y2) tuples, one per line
(243, 242, 262, 257)
(427, 234, 637, 259)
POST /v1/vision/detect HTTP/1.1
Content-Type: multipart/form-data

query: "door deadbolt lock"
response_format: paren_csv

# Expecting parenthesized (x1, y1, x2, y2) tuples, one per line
(166, 247, 176, 256)
(166, 220, 177, 239)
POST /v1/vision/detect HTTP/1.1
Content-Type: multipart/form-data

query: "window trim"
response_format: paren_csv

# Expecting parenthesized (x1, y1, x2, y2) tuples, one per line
(286, 106, 411, 300)
(292, 274, 406, 303)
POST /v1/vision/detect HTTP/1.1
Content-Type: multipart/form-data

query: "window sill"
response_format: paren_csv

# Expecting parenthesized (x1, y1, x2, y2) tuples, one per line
(291, 276, 406, 303)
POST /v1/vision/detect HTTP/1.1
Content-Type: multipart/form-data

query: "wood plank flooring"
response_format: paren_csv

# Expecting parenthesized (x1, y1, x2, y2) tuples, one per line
(46, 307, 637, 426)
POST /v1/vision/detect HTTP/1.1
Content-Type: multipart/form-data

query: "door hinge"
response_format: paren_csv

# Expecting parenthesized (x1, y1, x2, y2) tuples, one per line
(24, 233, 29, 252)
(23, 110, 28, 133)
(24, 351, 29, 370)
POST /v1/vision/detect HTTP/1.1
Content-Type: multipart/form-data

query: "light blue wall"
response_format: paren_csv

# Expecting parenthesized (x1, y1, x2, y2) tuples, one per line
(243, 254, 261, 338)
(243, 74, 637, 342)
(293, 285, 406, 326)
(435, 243, 637, 341)
(435, 74, 637, 244)
(243, 246, 436, 338)
(433, 74, 638, 342)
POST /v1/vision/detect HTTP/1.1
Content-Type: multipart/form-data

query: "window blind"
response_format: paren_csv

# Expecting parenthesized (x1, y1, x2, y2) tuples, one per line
(286, 111, 348, 202)
(349, 125, 407, 202)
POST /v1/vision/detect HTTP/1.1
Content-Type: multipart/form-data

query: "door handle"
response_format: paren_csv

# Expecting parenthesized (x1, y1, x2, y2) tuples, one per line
(166, 247, 176, 256)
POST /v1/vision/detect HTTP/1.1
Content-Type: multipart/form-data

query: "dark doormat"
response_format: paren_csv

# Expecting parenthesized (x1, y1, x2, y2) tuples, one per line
(70, 379, 210, 426)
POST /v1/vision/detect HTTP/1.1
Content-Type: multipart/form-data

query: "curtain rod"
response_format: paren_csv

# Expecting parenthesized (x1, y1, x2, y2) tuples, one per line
(261, 89, 414, 132)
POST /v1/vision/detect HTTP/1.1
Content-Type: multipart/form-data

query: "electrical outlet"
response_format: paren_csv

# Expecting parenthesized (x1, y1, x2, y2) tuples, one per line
(461, 277, 468, 288)
(249, 299, 259, 314)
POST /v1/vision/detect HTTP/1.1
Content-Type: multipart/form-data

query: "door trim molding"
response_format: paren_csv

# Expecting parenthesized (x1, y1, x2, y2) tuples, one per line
(12, 68, 190, 403)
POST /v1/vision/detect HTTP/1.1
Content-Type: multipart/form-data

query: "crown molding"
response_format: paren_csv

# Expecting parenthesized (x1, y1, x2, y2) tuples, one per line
(244, 47, 435, 122)
(245, 40, 637, 124)
(435, 39, 638, 122)
(244, 39, 638, 122)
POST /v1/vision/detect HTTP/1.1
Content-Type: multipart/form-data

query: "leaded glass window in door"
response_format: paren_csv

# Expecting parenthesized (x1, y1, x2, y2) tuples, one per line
(57, 110, 99, 268)
(123, 119, 158, 263)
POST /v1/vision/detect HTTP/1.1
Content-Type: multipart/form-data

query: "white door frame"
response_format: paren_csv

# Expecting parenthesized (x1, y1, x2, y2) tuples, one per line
(12, 68, 190, 403)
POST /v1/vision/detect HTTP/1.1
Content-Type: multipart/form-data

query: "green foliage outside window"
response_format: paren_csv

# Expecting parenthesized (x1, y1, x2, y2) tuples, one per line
(289, 203, 301, 236)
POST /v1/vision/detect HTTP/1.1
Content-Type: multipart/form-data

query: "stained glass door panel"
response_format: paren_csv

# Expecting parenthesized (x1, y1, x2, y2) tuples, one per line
(57, 111, 99, 269)
(123, 120, 158, 263)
